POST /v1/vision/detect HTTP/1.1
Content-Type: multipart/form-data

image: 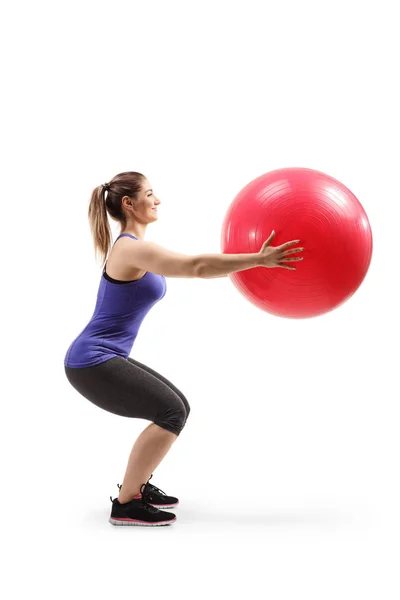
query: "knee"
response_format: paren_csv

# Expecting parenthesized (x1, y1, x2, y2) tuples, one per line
(184, 401, 191, 423)
(154, 402, 187, 436)
(178, 392, 190, 424)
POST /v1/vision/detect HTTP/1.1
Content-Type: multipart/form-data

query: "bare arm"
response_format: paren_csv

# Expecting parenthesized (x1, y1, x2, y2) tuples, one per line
(125, 240, 199, 278)
(124, 240, 260, 279)
(195, 253, 260, 278)
(199, 231, 304, 277)
(125, 232, 303, 279)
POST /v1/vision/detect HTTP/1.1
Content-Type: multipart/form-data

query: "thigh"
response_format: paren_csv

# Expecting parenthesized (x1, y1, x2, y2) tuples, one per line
(65, 356, 186, 421)
(127, 356, 190, 415)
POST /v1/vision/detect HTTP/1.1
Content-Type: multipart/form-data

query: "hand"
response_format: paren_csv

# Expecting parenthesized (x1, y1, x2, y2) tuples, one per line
(258, 230, 304, 271)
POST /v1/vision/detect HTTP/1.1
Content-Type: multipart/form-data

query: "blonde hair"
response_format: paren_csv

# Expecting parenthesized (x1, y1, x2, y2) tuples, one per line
(88, 171, 145, 266)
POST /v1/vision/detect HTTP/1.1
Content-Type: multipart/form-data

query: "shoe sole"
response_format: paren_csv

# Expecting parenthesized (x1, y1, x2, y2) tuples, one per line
(149, 502, 179, 509)
(109, 516, 176, 527)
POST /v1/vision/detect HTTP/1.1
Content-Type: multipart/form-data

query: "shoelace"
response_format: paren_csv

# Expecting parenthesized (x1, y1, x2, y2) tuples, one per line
(112, 482, 160, 513)
(147, 482, 167, 496)
(139, 482, 159, 513)
(146, 473, 167, 497)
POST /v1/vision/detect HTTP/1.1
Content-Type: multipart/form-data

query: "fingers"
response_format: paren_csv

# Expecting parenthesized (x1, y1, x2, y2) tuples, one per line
(278, 253, 304, 270)
(277, 239, 301, 250)
(280, 256, 303, 262)
(282, 247, 304, 256)
(263, 230, 275, 246)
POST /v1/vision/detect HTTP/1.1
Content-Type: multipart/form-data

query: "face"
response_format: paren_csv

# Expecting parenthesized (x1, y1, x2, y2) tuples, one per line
(141, 179, 160, 220)
(123, 179, 160, 223)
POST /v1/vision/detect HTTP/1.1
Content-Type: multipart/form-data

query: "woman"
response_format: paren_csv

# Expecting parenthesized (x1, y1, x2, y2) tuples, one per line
(64, 171, 303, 527)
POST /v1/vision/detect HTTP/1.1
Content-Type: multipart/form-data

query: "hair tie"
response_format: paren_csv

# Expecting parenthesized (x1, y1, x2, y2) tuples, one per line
(102, 182, 111, 192)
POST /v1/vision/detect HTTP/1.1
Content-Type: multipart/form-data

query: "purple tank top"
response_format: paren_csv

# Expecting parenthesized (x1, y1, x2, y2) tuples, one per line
(64, 234, 167, 368)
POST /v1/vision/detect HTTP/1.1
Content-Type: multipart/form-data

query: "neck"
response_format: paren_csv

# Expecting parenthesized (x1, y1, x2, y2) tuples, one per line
(121, 223, 147, 241)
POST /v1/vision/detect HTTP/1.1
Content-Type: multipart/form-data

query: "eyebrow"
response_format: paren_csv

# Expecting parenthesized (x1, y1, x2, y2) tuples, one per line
(146, 189, 153, 193)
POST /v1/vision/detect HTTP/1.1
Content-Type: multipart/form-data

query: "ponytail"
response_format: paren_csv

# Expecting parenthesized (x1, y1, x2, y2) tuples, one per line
(87, 172, 145, 268)
(88, 185, 112, 268)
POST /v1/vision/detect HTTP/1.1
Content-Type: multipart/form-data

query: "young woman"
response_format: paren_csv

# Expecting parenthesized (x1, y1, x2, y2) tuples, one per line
(64, 171, 303, 527)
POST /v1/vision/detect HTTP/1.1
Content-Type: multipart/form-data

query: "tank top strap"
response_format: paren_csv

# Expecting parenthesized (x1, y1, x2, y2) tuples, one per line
(114, 233, 138, 244)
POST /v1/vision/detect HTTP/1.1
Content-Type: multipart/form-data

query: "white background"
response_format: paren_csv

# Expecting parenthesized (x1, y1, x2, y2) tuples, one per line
(2, 0, 399, 598)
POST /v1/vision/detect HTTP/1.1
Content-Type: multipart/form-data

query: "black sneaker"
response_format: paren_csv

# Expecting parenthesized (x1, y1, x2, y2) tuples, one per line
(109, 482, 177, 527)
(117, 473, 179, 509)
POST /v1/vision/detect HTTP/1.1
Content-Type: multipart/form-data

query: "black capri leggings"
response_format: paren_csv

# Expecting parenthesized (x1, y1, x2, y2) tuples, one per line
(64, 356, 190, 436)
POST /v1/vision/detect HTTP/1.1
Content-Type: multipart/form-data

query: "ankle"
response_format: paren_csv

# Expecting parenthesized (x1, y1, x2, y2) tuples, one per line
(118, 491, 142, 504)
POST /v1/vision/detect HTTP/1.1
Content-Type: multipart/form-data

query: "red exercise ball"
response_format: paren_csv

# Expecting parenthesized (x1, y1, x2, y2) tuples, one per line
(221, 168, 373, 319)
